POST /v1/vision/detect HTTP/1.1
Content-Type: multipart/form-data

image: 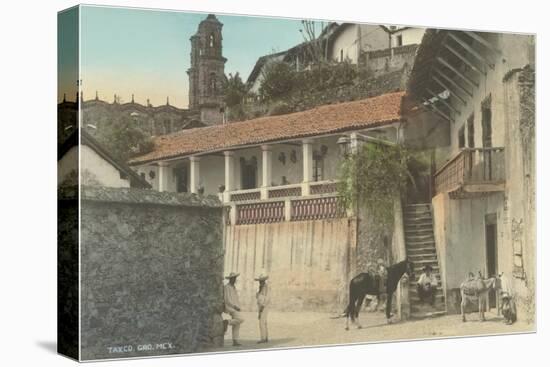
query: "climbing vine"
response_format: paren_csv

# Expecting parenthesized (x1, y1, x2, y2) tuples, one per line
(338, 142, 414, 226)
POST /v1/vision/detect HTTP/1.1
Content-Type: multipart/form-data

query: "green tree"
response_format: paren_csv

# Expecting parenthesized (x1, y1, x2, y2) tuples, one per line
(223, 72, 247, 107)
(259, 61, 296, 101)
(97, 115, 154, 163)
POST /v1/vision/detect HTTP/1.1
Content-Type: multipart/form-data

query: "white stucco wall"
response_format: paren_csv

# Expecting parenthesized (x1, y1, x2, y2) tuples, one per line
(134, 136, 344, 195)
(446, 33, 533, 155)
(81, 145, 131, 188)
(430, 33, 535, 317)
(58, 145, 78, 186)
(59, 145, 132, 188)
(359, 24, 391, 52)
(392, 27, 425, 47)
(330, 25, 360, 63)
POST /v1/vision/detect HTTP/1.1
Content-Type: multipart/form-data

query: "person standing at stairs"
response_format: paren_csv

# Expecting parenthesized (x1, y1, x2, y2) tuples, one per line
(417, 265, 438, 306)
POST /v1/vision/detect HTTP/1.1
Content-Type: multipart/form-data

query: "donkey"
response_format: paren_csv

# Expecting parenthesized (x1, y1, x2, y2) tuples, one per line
(344, 259, 414, 330)
(460, 272, 500, 322)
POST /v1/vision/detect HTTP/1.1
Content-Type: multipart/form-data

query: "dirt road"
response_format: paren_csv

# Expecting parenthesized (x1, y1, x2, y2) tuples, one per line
(209, 310, 534, 353)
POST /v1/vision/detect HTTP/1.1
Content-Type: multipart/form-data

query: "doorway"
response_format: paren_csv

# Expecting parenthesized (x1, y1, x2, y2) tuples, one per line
(175, 165, 188, 193)
(485, 214, 498, 309)
(240, 157, 257, 190)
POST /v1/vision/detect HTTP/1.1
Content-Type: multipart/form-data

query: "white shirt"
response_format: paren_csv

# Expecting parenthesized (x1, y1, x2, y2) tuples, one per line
(417, 272, 438, 287)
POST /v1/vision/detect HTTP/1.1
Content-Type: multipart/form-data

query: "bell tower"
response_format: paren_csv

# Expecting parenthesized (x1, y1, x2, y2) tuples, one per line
(187, 14, 227, 125)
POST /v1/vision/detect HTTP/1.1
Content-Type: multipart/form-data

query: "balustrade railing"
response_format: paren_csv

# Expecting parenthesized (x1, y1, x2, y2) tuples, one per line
(434, 147, 505, 195)
(309, 180, 339, 195)
(229, 189, 261, 202)
(268, 184, 302, 199)
(235, 201, 285, 225)
(290, 196, 345, 221)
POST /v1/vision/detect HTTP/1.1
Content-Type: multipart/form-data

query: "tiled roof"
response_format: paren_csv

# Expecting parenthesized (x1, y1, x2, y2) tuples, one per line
(129, 91, 407, 165)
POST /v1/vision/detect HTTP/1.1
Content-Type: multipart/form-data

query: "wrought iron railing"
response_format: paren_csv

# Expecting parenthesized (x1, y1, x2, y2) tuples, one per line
(434, 147, 505, 194)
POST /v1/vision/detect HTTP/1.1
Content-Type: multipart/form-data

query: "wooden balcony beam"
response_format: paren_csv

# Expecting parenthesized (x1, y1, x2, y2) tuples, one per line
(426, 87, 461, 115)
(436, 56, 479, 89)
(434, 67, 474, 97)
(443, 41, 486, 75)
(421, 98, 453, 122)
(432, 75, 467, 105)
(464, 31, 500, 54)
(447, 32, 495, 69)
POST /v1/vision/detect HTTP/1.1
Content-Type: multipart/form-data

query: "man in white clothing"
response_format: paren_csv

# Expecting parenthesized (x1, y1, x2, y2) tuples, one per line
(255, 274, 270, 343)
(417, 265, 438, 306)
(224, 272, 244, 346)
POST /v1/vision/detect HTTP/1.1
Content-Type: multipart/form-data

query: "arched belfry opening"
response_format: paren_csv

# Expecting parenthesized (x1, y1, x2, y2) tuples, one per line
(187, 14, 227, 125)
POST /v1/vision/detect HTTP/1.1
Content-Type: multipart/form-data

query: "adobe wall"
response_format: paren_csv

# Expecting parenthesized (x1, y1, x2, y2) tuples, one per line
(224, 218, 356, 312)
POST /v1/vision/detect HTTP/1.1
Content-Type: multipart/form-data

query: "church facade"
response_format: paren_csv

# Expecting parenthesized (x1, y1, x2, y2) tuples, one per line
(58, 14, 227, 144)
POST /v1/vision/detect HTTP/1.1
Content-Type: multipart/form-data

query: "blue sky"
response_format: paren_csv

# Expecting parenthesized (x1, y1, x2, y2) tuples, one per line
(74, 5, 308, 107)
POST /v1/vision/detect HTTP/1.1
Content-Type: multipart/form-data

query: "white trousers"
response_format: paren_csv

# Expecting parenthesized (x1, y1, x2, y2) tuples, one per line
(259, 309, 268, 341)
(227, 310, 244, 341)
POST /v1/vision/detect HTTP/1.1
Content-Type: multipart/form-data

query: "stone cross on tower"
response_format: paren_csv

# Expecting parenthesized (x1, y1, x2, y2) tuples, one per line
(187, 14, 227, 125)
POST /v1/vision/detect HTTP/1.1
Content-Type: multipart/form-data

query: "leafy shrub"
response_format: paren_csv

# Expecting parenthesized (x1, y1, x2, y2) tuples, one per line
(223, 72, 247, 107)
(96, 115, 153, 162)
(259, 61, 296, 101)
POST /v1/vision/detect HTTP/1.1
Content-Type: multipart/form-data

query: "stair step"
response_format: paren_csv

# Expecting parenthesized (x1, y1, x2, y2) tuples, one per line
(411, 259, 439, 269)
(404, 219, 433, 226)
(406, 245, 436, 251)
(408, 256, 438, 263)
(405, 227, 434, 234)
(404, 213, 432, 219)
(404, 210, 432, 216)
(407, 241, 436, 248)
(406, 236, 435, 243)
(406, 233, 434, 239)
(405, 224, 433, 230)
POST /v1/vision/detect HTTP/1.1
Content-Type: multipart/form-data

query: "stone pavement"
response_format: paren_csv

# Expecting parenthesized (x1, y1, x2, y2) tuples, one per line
(206, 309, 534, 353)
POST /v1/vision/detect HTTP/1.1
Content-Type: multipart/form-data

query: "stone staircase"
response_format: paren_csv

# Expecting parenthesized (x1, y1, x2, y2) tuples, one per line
(404, 203, 446, 318)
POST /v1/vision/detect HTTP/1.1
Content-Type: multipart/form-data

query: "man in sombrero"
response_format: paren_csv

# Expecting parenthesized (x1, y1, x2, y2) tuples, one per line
(255, 274, 270, 343)
(224, 272, 244, 346)
(416, 264, 438, 306)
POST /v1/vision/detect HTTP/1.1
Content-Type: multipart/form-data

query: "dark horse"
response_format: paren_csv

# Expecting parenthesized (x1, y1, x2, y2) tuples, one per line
(344, 259, 414, 330)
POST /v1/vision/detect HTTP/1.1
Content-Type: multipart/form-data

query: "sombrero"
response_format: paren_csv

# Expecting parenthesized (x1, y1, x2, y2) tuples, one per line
(254, 274, 269, 281)
(225, 272, 240, 279)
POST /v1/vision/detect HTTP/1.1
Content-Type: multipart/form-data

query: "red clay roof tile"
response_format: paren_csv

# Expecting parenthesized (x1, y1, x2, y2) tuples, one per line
(129, 91, 407, 165)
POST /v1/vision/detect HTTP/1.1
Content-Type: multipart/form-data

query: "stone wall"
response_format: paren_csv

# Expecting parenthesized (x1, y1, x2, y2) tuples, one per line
(361, 44, 418, 77)
(237, 66, 408, 122)
(58, 188, 79, 360)
(75, 186, 224, 360)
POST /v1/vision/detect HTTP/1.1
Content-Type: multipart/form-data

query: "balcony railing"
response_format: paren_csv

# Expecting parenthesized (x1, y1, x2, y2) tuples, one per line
(235, 201, 285, 225)
(290, 196, 345, 221)
(309, 180, 339, 195)
(227, 180, 339, 203)
(268, 183, 302, 199)
(434, 147, 505, 196)
(229, 188, 261, 202)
